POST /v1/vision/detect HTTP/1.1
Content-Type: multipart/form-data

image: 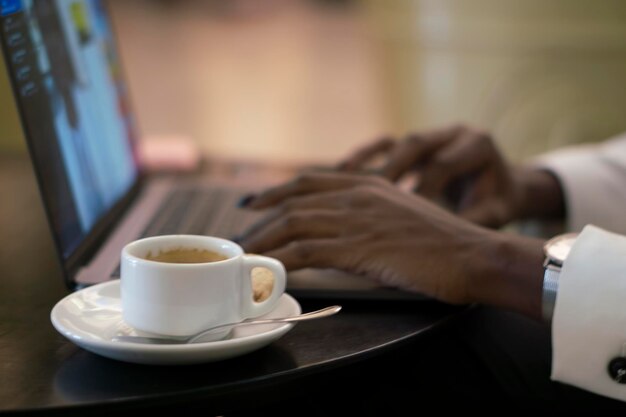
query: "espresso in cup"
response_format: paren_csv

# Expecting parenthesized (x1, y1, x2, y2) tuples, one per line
(120, 235, 286, 337)
(143, 247, 228, 264)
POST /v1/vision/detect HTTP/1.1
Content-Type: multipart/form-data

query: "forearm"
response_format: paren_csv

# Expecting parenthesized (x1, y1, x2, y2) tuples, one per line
(469, 231, 545, 321)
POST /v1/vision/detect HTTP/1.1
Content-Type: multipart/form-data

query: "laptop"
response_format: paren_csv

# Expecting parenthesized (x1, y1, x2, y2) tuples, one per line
(0, 0, 427, 301)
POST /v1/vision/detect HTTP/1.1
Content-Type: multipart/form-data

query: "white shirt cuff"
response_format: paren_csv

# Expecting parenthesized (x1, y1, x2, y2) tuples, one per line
(551, 224, 626, 401)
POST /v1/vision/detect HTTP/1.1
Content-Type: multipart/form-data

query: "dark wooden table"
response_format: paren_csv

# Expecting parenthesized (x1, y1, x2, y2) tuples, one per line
(0, 154, 467, 416)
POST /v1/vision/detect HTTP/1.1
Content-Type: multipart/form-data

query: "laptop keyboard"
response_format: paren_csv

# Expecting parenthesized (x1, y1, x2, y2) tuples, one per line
(110, 185, 260, 278)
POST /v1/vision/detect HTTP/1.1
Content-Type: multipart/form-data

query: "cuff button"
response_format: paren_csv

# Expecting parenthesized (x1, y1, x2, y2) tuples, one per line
(608, 357, 626, 383)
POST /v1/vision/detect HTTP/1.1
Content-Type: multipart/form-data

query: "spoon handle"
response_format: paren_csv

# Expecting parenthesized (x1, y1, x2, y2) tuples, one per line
(188, 305, 342, 343)
(113, 305, 342, 345)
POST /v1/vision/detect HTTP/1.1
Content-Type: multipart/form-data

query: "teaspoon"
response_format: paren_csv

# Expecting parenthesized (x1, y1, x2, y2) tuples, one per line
(112, 305, 341, 345)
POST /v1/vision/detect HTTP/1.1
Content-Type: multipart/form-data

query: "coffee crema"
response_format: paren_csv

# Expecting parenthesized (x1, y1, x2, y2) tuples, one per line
(144, 248, 228, 264)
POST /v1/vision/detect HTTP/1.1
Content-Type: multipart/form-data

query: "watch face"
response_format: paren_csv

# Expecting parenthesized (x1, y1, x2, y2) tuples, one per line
(544, 232, 579, 264)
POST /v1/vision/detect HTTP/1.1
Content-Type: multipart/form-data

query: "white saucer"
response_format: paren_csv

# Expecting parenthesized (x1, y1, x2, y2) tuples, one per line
(50, 280, 301, 365)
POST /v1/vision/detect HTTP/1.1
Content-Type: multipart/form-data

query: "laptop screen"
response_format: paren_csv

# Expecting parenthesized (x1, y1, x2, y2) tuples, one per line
(0, 0, 139, 261)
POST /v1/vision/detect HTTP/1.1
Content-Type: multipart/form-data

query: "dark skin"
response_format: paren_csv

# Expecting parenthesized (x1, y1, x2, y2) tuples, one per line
(336, 124, 565, 226)
(238, 125, 566, 321)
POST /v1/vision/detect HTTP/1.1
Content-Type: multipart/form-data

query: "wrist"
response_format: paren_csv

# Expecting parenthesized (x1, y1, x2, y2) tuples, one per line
(469, 231, 545, 320)
(514, 166, 566, 221)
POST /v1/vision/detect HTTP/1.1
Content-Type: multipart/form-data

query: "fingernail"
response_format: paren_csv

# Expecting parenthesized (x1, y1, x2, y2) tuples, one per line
(237, 194, 256, 208)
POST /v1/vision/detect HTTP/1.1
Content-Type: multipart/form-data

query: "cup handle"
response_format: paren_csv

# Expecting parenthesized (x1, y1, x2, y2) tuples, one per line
(241, 254, 287, 319)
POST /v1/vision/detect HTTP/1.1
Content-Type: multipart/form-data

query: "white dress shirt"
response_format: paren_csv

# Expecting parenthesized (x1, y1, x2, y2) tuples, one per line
(532, 132, 626, 401)
(534, 132, 626, 235)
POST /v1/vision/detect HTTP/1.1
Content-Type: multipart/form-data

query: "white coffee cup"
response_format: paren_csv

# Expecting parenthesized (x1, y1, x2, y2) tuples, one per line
(120, 234, 286, 337)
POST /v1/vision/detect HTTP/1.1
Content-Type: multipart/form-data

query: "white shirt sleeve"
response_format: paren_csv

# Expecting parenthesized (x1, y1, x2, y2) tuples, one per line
(531, 132, 626, 235)
(552, 224, 626, 401)
(529, 134, 626, 399)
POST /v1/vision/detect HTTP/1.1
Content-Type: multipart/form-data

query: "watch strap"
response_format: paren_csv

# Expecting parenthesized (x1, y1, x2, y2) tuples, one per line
(542, 264, 560, 323)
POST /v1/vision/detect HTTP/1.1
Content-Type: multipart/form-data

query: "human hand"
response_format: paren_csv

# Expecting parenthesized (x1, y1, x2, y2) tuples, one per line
(336, 125, 525, 228)
(237, 171, 544, 315)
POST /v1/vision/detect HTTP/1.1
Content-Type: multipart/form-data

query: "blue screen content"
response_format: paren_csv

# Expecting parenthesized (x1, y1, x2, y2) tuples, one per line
(0, 0, 138, 258)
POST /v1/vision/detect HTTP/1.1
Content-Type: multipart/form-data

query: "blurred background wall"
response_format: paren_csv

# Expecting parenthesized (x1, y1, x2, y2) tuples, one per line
(365, 0, 626, 162)
(107, 0, 626, 166)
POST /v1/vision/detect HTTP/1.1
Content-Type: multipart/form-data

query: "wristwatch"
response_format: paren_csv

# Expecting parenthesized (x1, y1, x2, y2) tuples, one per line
(542, 232, 579, 323)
